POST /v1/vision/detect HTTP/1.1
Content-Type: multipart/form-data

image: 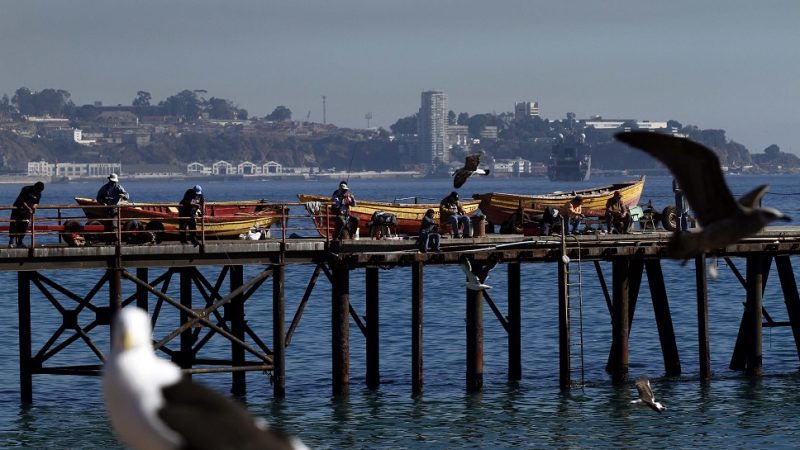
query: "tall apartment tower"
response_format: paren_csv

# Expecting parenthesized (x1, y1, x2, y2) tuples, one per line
(418, 90, 449, 165)
(514, 101, 540, 120)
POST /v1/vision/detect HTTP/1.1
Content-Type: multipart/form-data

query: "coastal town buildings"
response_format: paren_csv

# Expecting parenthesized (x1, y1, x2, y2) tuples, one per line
(514, 101, 540, 119)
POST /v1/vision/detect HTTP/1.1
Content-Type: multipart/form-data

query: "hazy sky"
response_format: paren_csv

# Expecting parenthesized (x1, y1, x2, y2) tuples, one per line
(2, 0, 798, 153)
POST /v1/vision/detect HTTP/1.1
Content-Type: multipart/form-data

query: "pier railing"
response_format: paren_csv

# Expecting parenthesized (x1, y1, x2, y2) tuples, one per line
(0, 200, 342, 251)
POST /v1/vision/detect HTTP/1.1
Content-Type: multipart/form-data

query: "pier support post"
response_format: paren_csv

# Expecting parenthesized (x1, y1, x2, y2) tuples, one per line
(366, 267, 380, 389)
(776, 256, 800, 359)
(696, 255, 711, 380)
(109, 259, 122, 313)
(745, 255, 764, 376)
(646, 260, 681, 376)
(508, 262, 522, 381)
(411, 262, 423, 396)
(229, 265, 246, 396)
(466, 279, 484, 393)
(179, 267, 194, 377)
(18, 271, 32, 404)
(558, 256, 570, 389)
(272, 264, 286, 398)
(331, 265, 350, 396)
(136, 268, 149, 311)
(611, 258, 630, 384)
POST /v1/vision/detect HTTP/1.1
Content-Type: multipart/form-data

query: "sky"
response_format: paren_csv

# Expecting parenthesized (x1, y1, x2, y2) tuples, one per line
(1, 0, 799, 154)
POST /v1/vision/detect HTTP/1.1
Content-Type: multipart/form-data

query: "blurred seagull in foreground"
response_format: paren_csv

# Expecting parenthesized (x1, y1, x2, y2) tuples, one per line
(616, 131, 790, 258)
(453, 153, 490, 189)
(103, 307, 308, 450)
(631, 376, 666, 413)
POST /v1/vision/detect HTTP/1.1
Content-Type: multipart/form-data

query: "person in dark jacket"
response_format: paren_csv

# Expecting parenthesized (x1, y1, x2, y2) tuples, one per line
(418, 209, 441, 252)
(331, 181, 359, 239)
(439, 191, 472, 238)
(179, 185, 204, 246)
(8, 181, 44, 248)
(96, 173, 130, 236)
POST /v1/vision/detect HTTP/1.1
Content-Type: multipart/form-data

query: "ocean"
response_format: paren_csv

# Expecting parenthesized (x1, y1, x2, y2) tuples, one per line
(1, 174, 800, 448)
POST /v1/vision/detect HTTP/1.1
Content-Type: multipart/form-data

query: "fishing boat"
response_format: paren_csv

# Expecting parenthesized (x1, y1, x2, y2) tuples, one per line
(473, 176, 646, 226)
(74, 197, 288, 240)
(297, 194, 481, 238)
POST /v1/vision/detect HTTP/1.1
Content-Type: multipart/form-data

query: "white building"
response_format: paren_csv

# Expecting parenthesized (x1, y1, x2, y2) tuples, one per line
(514, 101, 540, 119)
(263, 161, 283, 175)
(418, 91, 449, 165)
(584, 119, 669, 130)
(27, 161, 121, 178)
(238, 161, 260, 175)
(212, 160, 235, 175)
(493, 158, 533, 176)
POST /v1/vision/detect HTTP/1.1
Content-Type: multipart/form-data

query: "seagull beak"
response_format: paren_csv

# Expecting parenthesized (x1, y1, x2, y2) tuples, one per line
(123, 331, 135, 350)
(779, 215, 792, 222)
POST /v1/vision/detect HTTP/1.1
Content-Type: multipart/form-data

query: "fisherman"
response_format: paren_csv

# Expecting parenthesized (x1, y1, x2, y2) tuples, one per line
(331, 181, 359, 239)
(672, 178, 689, 231)
(559, 195, 584, 234)
(439, 191, 472, 238)
(605, 190, 632, 234)
(418, 209, 441, 253)
(178, 185, 204, 246)
(8, 181, 44, 248)
(96, 173, 129, 238)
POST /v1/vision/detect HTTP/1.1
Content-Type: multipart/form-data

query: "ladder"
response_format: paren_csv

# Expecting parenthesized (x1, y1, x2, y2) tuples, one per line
(562, 229, 586, 389)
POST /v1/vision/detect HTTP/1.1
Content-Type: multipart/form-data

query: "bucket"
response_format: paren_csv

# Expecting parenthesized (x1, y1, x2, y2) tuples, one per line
(471, 216, 486, 238)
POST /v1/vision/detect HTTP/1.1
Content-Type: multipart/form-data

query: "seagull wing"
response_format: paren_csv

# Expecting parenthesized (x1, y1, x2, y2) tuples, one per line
(615, 132, 740, 226)
(159, 378, 303, 450)
(460, 258, 479, 285)
(635, 376, 656, 404)
(737, 184, 769, 209)
(453, 169, 471, 189)
(465, 153, 481, 171)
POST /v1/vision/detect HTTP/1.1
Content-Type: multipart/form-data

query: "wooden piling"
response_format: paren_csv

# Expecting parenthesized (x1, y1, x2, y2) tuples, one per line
(610, 258, 630, 384)
(558, 256, 570, 389)
(272, 264, 286, 398)
(229, 265, 246, 396)
(18, 271, 32, 404)
(180, 267, 193, 376)
(745, 255, 763, 376)
(366, 267, 380, 389)
(466, 282, 484, 393)
(645, 260, 681, 376)
(331, 265, 350, 396)
(775, 256, 800, 359)
(411, 262, 423, 396)
(508, 262, 522, 381)
(136, 268, 149, 311)
(695, 254, 711, 380)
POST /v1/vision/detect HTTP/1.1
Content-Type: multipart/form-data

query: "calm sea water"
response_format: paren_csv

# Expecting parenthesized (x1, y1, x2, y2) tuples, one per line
(1, 174, 800, 449)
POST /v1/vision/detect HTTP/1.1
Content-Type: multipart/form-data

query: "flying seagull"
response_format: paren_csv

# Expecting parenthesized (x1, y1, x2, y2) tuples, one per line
(459, 257, 492, 291)
(453, 153, 491, 189)
(631, 376, 666, 413)
(615, 131, 790, 258)
(103, 307, 308, 450)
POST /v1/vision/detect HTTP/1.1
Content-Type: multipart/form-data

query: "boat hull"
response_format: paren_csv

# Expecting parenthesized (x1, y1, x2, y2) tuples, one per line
(297, 194, 481, 238)
(74, 197, 287, 239)
(473, 176, 645, 226)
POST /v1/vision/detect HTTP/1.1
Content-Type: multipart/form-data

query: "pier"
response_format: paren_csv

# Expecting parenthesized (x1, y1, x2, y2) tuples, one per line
(5, 208, 800, 403)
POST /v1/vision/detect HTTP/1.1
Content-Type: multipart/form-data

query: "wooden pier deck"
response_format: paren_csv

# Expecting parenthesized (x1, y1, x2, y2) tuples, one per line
(5, 226, 800, 402)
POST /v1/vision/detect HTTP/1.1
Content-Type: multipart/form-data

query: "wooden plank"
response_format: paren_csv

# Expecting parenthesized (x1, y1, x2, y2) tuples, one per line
(696, 255, 711, 380)
(411, 262, 423, 396)
(366, 267, 380, 389)
(508, 262, 521, 381)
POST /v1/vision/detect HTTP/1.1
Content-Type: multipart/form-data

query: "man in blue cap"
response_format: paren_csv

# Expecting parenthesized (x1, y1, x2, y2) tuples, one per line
(179, 185, 204, 246)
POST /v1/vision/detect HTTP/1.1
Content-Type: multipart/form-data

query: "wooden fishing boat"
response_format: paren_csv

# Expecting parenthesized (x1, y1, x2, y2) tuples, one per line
(473, 176, 646, 226)
(297, 194, 481, 238)
(74, 197, 288, 240)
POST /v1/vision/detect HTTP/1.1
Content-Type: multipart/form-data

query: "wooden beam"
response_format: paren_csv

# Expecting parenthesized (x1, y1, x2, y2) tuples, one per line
(331, 265, 350, 396)
(696, 255, 711, 380)
(645, 260, 681, 376)
(272, 264, 286, 398)
(775, 256, 800, 361)
(508, 262, 521, 381)
(610, 258, 630, 384)
(411, 262, 423, 396)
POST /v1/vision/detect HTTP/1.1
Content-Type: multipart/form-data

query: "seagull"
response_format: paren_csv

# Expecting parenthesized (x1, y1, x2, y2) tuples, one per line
(459, 257, 492, 291)
(453, 153, 491, 189)
(103, 307, 308, 450)
(616, 131, 791, 258)
(631, 376, 667, 413)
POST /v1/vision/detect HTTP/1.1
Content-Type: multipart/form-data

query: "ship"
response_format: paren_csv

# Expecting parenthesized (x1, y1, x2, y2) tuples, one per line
(547, 132, 591, 181)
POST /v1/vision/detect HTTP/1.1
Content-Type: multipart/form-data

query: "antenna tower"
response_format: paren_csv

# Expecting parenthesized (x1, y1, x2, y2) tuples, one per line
(322, 95, 327, 124)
